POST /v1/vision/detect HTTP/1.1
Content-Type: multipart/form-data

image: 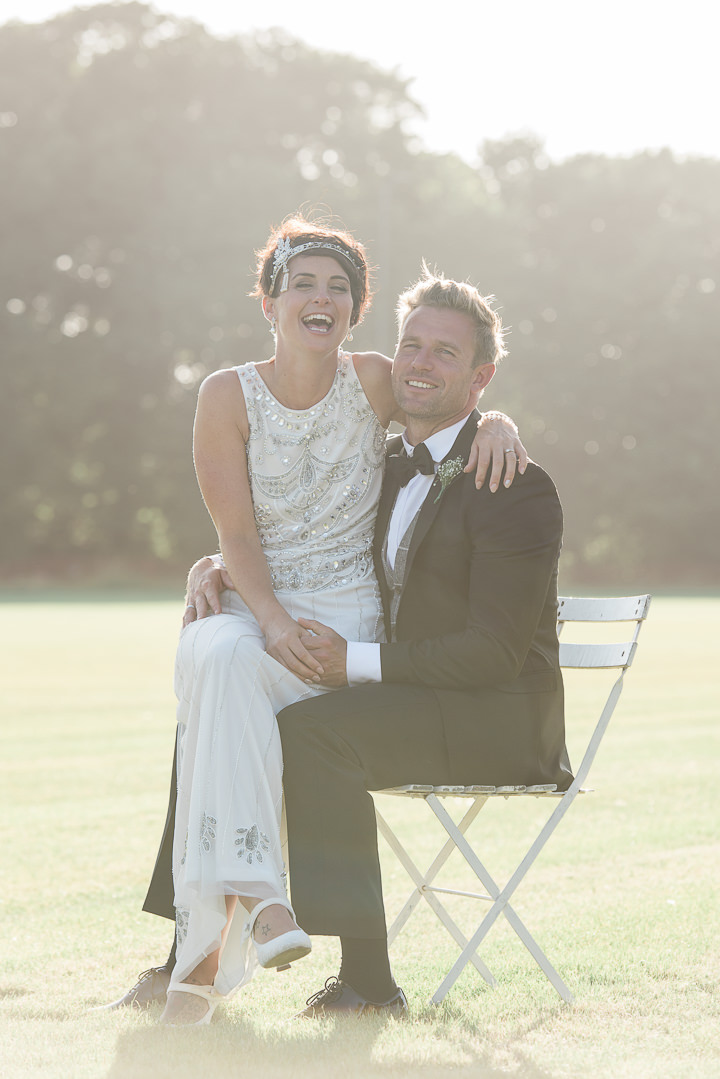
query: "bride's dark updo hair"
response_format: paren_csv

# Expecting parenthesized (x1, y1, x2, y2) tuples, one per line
(252, 215, 372, 328)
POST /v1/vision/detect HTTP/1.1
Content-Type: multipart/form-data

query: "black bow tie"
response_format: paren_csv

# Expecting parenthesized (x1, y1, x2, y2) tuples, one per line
(386, 443, 435, 488)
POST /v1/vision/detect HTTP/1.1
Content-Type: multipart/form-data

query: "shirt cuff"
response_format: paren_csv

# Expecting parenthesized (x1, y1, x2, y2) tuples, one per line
(346, 642, 383, 685)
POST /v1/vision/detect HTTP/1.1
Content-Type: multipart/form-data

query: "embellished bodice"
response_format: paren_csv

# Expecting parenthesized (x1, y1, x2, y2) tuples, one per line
(235, 353, 386, 593)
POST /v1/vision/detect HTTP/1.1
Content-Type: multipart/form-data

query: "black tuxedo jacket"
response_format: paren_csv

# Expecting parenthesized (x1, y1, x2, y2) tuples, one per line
(375, 412, 572, 789)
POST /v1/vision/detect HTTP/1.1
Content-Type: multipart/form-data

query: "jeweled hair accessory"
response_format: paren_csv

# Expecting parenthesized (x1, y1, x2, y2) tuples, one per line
(269, 238, 365, 294)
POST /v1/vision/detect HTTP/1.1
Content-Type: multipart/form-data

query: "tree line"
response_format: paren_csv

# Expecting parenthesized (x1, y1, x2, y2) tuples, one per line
(2, 2, 719, 590)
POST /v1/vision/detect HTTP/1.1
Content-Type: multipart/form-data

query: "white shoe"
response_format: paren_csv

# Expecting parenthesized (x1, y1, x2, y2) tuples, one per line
(159, 982, 222, 1026)
(250, 898, 312, 969)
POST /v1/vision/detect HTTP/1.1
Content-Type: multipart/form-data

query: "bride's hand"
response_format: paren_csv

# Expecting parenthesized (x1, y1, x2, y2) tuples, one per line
(465, 411, 529, 492)
(262, 612, 325, 681)
(183, 556, 235, 626)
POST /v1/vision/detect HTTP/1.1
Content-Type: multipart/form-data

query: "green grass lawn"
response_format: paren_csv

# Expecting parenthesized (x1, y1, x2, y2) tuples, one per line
(1, 596, 718, 1078)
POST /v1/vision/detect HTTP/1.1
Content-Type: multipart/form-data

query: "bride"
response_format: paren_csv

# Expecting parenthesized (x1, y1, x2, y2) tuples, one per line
(161, 216, 524, 1024)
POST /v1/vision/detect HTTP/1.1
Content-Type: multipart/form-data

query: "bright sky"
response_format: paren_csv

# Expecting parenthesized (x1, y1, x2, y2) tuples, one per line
(4, 0, 718, 162)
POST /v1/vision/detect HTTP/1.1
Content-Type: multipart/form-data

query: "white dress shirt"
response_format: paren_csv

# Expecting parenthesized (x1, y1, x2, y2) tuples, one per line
(346, 417, 468, 685)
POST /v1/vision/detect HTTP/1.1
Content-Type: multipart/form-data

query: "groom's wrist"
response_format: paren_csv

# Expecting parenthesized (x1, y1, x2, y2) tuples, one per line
(346, 642, 382, 685)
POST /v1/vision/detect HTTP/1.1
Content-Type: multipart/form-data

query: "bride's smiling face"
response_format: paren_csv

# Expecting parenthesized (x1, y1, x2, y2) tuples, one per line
(264, 254, 354, 350)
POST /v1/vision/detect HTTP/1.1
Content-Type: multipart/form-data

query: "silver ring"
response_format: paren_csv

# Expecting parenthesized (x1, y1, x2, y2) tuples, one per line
(185, 603, 197, 610)
(504, 449, 516, 456)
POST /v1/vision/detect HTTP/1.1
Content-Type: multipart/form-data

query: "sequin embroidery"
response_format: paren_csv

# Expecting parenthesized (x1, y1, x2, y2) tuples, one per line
(235, 824, 270, 864)
(236, 354, 385, 594)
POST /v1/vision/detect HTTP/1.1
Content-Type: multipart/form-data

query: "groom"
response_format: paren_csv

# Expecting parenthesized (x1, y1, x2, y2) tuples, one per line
(273, 268, 572, 1015)
(109, 269, 571, 1014)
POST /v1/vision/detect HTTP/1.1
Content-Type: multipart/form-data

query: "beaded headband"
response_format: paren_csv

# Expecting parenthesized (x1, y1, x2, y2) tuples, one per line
(269, 237, 365, 295)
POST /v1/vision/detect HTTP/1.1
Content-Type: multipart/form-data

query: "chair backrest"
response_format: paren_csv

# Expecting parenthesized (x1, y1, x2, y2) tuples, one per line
(557, 594, 651, 671)
(555, 595, 651, 789)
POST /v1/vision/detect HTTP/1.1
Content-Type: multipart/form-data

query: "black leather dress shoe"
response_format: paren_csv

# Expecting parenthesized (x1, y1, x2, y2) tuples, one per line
(296, 976, 408, 1018)
(92, 966, 171, 1010)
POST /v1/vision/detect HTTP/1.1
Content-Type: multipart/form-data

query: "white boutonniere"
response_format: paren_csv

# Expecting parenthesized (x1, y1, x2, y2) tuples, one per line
(434, 456, 465, 503)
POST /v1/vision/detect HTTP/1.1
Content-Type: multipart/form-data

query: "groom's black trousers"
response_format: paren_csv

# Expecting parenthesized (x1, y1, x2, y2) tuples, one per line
(277, 682, 453, 940)
(142, 738, 177, 922)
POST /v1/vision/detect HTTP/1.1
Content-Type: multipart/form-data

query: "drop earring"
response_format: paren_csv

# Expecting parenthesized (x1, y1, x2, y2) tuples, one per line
(269, 316, 277, 335)
(346, 330, 354, 342)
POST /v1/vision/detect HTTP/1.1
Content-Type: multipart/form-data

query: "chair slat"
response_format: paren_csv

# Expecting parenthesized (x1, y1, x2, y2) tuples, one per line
(381, 784, 434, 797)
(557, 595, 651, 622)
(559, 640, 637, 669)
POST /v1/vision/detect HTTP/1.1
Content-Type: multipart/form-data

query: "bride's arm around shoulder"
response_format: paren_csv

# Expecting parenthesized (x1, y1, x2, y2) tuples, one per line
(351, 351, 398, 429)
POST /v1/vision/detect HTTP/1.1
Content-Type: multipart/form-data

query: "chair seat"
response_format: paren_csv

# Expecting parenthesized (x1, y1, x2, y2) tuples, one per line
(381, 783, 562, 796)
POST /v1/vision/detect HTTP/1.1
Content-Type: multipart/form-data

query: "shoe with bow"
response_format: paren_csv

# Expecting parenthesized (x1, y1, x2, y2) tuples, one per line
(160, 982, 223, 1026)
(250, 897, 312, 969)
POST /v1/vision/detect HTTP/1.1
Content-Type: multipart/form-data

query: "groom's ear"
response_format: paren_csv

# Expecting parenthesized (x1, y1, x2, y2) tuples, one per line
(471, 363, 496, 395)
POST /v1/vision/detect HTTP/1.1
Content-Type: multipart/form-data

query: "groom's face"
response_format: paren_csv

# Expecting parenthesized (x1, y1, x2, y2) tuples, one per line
(392, 306, 495, 427)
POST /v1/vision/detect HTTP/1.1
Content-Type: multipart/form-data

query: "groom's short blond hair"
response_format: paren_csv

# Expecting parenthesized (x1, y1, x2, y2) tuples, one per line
(396, 264, 508, 368)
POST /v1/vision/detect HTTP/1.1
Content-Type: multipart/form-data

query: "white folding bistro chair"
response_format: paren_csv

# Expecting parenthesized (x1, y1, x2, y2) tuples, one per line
(375, 594, 651, 1004)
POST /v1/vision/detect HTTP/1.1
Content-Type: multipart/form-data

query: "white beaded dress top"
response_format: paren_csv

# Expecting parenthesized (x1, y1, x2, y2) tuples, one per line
(236, 352, 387, 594)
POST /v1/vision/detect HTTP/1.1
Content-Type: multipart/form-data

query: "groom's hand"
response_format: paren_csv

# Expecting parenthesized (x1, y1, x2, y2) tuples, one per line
(297, 618, 348, 687)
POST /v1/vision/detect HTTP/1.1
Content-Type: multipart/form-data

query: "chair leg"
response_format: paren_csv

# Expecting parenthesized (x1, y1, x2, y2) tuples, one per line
(427, 795, 575, 1003)
(376, 804, 497, 988)
(378, 796, 487, 942)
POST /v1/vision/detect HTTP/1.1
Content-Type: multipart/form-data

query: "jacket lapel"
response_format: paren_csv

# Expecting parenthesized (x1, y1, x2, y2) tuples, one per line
(374, 436, 405, 607)
(401, 412, 479, 588)
(374, 476, 400, 565)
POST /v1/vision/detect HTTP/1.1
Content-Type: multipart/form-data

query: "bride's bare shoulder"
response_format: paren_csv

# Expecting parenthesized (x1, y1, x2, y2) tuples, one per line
(352, 351, 397, 425)
(352, 350, 392, 375)
(196, 368, 250, 436)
